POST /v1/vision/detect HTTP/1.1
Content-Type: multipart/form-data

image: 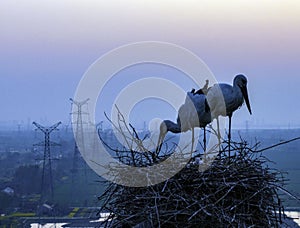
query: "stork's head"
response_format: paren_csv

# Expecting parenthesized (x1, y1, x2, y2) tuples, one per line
(156, 119, 182, 153)
(234, 74, 252, 115)
(234, 74, 247, 86)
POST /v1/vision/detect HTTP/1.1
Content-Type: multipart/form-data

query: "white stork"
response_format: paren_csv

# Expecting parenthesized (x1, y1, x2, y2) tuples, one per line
(206, 74, 252, 156)
(156, 92, 211, 153)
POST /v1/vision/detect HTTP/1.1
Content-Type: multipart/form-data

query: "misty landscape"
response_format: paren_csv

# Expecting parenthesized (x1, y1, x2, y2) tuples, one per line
(1, 0, 300, 227)
(0, 126, 300, 226)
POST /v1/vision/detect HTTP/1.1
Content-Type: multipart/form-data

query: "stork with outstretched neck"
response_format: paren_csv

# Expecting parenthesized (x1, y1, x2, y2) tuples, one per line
(206, 74, 252, 156)
(156, 91, 211, 153)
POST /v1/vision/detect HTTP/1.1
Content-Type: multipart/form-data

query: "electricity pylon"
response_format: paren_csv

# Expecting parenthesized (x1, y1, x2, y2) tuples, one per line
(33, 121, 61, 202)
(70, 98, 90, 205)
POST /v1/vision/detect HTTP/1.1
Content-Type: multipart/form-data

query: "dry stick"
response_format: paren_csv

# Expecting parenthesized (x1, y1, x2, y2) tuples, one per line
(155, 193, 161, 228)
(104, 111, 133, 146)
(275, 185, 300, 201)
(254, 136, 300, 153)
(98, 129, 117, 152)
(115, 107, 137, 166)
(225, 136, 300, 155)
(103, 111, 133, 157)
(115, 106, 154, 163)
(99, 184, 119, 212)
(128, 123, 140, 140)
(115, 105, 136, 141)
(129, 123, 151, 156)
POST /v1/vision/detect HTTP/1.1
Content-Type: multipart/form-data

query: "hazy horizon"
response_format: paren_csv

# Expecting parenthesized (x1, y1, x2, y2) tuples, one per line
(1, 1, 300, 130)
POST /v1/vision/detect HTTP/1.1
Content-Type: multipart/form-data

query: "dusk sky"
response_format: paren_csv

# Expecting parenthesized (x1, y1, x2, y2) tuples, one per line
(1, 0, 300, 129)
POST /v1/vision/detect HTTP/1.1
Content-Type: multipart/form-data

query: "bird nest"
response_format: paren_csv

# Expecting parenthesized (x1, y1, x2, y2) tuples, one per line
(97, 114, 291, 227)
(98, 140, 292, 227)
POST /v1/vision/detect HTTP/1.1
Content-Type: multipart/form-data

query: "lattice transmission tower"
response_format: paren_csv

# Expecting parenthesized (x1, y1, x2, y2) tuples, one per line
(33, 121, 61, 202)
(70, 98, 90, 204)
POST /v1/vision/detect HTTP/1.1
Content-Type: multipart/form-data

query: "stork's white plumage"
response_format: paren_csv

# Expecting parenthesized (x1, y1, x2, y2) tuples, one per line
(207, 74, 252, 155)
(156, 92, 211, 152)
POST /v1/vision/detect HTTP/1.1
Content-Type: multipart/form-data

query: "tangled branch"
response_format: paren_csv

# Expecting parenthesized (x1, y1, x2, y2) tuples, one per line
(97, 112, 299, 227)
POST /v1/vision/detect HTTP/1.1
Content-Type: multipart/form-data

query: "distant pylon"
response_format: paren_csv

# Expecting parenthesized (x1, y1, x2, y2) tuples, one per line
(97, 121, 103, 132)
(70, 98, 90, 204)
(33, 121, 61, 202)
(245, 120, 249, 133)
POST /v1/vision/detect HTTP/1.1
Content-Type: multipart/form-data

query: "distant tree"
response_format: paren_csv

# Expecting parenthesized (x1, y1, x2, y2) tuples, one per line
(0, 192, 14, 213)
(12, 165, 42, 195)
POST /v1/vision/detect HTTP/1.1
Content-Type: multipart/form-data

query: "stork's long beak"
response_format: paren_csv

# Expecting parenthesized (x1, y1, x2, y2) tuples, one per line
(241, 85, 252, 115)
(156, 131, 166, 154)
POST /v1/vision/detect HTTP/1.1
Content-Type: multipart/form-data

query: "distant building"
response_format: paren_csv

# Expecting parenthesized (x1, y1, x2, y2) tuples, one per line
(2, 187, 14, 196)
(37, 203, 54, 216)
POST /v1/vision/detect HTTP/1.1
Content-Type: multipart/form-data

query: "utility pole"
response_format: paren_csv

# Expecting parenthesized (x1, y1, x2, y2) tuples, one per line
(33, 121, 61, 203)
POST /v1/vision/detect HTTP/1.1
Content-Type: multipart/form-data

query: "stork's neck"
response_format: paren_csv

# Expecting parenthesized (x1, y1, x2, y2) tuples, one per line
(164, 120, 181, 133)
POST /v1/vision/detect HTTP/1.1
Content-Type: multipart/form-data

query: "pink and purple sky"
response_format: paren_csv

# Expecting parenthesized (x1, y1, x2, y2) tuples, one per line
(1, 1, 300, 129)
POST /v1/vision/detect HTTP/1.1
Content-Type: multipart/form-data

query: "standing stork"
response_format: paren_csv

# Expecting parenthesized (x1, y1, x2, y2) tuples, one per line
(156, 91, 211, 154)
(207, 74, 252, 156)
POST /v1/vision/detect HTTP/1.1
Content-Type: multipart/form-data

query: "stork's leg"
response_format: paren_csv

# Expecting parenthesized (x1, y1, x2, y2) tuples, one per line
(203, 126, 207, 163)
(203, 126, 206, 152)
(228, 114, 232, 157)
(217, 117, 221, 150)
(191, 127, 195, 154)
